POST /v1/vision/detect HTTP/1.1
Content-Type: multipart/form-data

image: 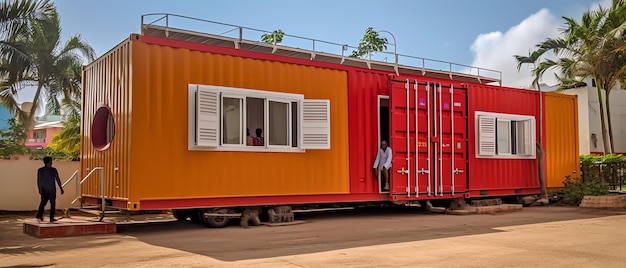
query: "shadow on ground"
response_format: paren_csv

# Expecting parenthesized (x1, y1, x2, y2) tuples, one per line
(108, 206, 625, 262)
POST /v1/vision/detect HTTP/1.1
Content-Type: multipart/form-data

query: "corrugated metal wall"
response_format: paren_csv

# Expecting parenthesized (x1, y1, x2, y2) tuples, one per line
(544, 92, 580, 188)
(348, 70, 390, 193)
(81, 39, 132, 200)
(128, 36, 350, 206)
(467, 84, 540, 193)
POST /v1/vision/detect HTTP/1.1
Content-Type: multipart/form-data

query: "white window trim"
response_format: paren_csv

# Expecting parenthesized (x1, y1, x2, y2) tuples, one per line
(189, 84, 319, 153)
(475, 111, 536, 159)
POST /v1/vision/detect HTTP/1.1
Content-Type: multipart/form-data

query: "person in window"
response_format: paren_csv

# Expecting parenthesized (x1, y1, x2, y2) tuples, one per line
(246, 128, 254, 146)
(373, 140, 392, 191)
(253, 128, 264, 146)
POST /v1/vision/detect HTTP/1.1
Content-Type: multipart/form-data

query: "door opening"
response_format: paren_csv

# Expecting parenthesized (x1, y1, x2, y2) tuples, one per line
(378, 96, 390, 193)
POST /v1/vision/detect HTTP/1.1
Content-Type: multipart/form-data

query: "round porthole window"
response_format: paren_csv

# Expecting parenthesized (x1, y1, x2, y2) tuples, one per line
(91, 106, 115, 151)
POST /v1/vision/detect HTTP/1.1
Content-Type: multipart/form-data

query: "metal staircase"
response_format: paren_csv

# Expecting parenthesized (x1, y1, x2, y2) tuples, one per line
(61, 167, 121, 221)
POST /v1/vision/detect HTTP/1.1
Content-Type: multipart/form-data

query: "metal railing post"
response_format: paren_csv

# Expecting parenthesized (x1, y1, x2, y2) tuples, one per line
(101, 168, 105, 215)
(165, 14, 169, 37)
(76, 170, 80, 204)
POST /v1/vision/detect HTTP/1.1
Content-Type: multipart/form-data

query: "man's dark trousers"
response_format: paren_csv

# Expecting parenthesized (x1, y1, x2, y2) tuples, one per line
(36, 191, 56, 220)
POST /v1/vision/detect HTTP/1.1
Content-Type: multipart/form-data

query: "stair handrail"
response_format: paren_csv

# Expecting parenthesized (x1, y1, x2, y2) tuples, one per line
(60, 167, 106, 219)
(61, 170, 81, 204)
(80, 167, 105, 218)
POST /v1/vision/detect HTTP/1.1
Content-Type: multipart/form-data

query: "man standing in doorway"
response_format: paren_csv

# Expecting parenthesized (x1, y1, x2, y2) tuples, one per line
(373, 140, 392, 191)
(36, 156, 64, 222)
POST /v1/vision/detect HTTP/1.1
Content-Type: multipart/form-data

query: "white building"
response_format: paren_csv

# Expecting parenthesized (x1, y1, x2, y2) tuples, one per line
(558, 78, 626, 155)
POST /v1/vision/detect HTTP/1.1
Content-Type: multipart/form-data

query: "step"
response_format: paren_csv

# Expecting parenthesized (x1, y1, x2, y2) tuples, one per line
(473, 204, 523, 214)
(292, 207, 355, 213)
(260, 220, 306, 227)
(23, 217, 116, 238)
(445, 209, 474, 215)
(78, 208, 122, 216)
(428, 207, 447, 213)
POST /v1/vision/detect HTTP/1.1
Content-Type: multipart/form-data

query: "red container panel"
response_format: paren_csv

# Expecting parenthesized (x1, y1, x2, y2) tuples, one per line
(347, 70, 390, 194)
(466, 83, 540, 196)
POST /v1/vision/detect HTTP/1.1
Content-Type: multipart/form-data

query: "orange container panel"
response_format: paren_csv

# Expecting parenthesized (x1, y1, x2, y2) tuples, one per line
(544, 92, 580, 188)
(127, 36, 350, 207)
(81, 39, 133, 200)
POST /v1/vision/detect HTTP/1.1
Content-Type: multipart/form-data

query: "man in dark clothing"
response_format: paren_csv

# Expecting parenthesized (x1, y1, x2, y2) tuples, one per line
(36, 156, 64, 222)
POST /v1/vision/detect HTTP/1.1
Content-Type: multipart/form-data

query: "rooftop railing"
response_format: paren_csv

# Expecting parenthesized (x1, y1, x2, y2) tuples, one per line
(140, 13, 502, 85)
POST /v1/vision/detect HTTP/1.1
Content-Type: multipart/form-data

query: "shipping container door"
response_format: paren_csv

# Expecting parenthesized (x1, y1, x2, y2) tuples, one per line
(389, 79, 416, 197)
(390, 79, 468, 200)
(433, 83, 468, 197)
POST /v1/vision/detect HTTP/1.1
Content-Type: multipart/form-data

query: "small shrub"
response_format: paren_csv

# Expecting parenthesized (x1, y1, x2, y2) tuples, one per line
(557, 176, 610, 206)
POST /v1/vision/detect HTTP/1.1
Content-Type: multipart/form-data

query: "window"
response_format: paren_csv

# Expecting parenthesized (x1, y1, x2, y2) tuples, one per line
(269, 101, 289, 146)
(33, 129, 46, 141)
(497, 120, 511, 154)
(476, 111, 535, 159)
(222, 97, 243, 145)
(188, 84, 330, 152)
(246, 97, 265, 146)
(291, 102, 298, 148)
(92, 105, 115, 151)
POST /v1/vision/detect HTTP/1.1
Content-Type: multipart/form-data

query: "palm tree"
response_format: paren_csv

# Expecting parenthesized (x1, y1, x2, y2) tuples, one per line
(524, 0, 626, 154)
(0, 0, 54, 132)
(0, 0, 53, 32)
(0, 7, 94, 134)
(45, 58, 82, 115)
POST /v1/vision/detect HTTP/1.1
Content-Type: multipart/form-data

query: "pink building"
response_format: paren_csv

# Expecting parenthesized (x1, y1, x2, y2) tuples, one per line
(24, 115, 65, 150)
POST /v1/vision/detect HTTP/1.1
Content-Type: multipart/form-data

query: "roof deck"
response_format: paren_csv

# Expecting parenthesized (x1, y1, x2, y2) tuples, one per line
(140, 14, 501, 85)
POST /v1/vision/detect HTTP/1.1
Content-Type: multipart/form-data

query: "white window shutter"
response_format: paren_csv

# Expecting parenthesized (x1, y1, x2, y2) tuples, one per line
(196, 87, 219, 147)
(301, 99, 330, 149)
(478, 115, 496, 156)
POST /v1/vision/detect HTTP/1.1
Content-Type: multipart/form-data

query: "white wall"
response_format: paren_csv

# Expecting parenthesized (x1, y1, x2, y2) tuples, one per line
(0, 157, 81, 211)
(564, 79, 626, 154)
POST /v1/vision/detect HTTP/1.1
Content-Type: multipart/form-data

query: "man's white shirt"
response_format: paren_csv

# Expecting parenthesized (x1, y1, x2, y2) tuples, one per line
(373, 147, 392, 169)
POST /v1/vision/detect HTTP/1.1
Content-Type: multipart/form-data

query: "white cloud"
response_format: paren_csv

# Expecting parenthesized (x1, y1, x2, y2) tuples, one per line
(590, 0, 612, 11)
(468, 8, 560, 88)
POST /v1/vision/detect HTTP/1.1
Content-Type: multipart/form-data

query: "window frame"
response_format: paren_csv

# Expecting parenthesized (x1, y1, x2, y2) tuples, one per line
(496, 119, 512, 155)
(266, 98, 293, 148)
(475, 111, 536, 159)
(220, 94, 245, 147)
(188, 84, 318, 153)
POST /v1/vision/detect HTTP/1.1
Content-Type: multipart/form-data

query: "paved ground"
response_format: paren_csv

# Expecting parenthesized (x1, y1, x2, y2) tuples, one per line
(1, 206, 626, 267)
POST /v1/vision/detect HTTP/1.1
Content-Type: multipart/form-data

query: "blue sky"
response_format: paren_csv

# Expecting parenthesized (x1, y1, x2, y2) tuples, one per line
(10, 0, 609, 109)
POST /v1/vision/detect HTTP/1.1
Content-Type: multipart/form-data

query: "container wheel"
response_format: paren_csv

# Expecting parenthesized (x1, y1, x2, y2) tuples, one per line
(199, 208, 231, 228)
(172, 210, 190, 221)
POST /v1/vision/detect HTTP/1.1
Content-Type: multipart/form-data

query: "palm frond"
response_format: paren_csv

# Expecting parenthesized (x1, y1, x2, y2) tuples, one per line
(0, 0, 54, 35)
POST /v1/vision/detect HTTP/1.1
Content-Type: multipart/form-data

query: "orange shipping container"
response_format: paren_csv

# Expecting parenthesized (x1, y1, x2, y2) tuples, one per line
(543, 92, 580, 189)
(81, 35, 350, 210)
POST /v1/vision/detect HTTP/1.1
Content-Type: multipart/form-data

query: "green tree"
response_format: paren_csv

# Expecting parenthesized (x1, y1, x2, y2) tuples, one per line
(350, 27, 388, 58)
(0, 118, 28, 158)
(522, 0, 626, 154)
(51, 98, 80, 151)
(0, 4, 94, 136)
(261, 29, 284, 44)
